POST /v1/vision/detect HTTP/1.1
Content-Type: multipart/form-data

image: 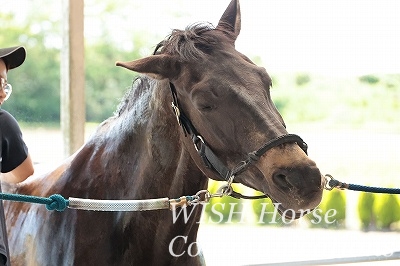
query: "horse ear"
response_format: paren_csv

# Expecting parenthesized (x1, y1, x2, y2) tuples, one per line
(115, 55, 180, 80)
(216, 0, 241, 42)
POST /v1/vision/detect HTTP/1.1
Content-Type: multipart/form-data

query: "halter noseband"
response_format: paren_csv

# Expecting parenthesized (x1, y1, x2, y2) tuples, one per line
(169, 82, 308, 197)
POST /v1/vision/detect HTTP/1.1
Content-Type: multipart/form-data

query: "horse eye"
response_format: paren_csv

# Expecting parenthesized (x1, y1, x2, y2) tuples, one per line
(199, 104, 214, 112)
(191, 89, 217, 112)
(195, 101, 215, 112)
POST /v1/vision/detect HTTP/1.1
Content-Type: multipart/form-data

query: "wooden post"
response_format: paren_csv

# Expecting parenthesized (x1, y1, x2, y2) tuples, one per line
(61, 0, 85, 157)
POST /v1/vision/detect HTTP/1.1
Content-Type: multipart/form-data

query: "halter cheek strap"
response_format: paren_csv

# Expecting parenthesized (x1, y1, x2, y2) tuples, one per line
(169, 82, 308, 199)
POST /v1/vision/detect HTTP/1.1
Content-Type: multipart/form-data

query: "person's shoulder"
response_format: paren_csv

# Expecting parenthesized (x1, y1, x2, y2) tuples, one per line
(0, 108, 12, 117)
(0, 109, 19, 127)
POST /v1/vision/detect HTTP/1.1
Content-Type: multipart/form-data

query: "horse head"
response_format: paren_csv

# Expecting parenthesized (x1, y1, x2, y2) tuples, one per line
(116, 0, 323, 218)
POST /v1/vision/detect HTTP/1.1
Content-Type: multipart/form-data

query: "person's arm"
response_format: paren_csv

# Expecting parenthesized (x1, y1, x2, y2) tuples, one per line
(1, 153, 34, 183)
(0, 110, 34, 183)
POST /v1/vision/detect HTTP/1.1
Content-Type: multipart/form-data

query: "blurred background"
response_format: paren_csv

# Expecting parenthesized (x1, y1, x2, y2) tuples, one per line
(2, 0, 400, 265)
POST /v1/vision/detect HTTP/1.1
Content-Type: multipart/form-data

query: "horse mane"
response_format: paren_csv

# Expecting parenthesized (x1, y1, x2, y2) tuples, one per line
(115, 76, 154, 116)
(154, 22, 217, 61)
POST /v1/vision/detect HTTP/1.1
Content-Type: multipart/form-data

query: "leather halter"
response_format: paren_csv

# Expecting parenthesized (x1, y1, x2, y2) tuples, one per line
(169, 82, 308, 198)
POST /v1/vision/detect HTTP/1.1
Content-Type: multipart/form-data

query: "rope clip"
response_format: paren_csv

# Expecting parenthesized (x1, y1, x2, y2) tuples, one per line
(324, 174, 348, 191)
(169, 190, 211, 210)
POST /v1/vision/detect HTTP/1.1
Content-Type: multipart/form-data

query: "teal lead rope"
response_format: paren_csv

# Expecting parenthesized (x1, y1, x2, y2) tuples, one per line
(0, 193, 68, 211)
(325, 174, 400, 194)
(3, 176, 399, 213)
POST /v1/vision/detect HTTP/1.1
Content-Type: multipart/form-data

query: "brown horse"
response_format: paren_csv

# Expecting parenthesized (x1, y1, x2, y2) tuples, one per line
(4, 0, 323, 265)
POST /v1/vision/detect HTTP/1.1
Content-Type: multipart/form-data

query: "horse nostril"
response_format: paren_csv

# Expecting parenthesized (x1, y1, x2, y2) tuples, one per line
(272, 171, 292, 190)
(272, 167, 322, 191)
(273, 169, 304, 189)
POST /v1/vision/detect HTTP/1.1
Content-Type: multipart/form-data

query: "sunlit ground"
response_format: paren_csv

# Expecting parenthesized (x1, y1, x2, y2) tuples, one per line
(198, 225, 399, 265)
(21, 123, 400, 265)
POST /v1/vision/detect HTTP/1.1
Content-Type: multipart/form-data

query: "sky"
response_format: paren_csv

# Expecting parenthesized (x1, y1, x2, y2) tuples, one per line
(4, 0, 400, 77)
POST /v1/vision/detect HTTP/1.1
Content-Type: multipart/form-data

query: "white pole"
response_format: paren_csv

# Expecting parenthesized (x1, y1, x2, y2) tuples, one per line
(61, 0, 85, 157)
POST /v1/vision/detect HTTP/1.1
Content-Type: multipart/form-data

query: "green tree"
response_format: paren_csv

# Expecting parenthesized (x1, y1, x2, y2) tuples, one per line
(0, 11, 60, 123)
(359, 75, 380, 85)
(85, 41, 139, 122)
(295, 73, 311, 86)
(2, 0, 159, 123)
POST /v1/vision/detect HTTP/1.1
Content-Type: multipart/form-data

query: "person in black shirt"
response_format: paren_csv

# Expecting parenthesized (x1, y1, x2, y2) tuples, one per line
(0, 46, 34, 266)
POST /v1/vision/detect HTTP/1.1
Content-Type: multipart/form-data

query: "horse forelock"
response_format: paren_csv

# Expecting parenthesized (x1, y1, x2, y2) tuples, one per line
(154, 22, 217, 61)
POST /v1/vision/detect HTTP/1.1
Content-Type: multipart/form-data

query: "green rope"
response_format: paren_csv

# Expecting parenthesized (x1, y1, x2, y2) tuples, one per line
(0, 192, 69, 211)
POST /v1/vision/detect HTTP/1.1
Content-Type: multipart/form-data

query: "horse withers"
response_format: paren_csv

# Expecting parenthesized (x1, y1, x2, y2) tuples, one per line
(4, 0, 323, 265)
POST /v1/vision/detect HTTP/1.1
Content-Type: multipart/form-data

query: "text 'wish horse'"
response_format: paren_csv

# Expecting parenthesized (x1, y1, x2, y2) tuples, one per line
(4, 0, 323, 265)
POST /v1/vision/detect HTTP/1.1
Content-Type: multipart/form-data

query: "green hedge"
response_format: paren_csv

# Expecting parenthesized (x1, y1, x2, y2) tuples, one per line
(306, 190, 346, 229)
(357, 192, 375, 230)
(204, 180, 400, 231)
(357, 192, 400, 231)
(252, 198, 284, 226)
(372, 194, 400, 230)
(203, 181, 244, 224)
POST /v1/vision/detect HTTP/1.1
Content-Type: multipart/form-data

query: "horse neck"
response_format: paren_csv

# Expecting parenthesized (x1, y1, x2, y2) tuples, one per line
(105, 77, 209, 246)
(64, 77, 208, 201)
(138, 78, 209, 198)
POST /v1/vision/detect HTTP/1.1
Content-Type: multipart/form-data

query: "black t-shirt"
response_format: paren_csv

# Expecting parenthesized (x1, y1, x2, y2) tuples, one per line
(0, 108, 29, 265)
(0, 109, 28, 173)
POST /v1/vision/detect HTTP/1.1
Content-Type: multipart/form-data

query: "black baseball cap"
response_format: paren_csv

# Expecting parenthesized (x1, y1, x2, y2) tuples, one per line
(0, 46, 26, 70)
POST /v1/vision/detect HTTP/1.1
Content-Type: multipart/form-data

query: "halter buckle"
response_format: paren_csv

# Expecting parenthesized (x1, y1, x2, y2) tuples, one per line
(171, 102, 181, 126)
(193, 135, 205, 152)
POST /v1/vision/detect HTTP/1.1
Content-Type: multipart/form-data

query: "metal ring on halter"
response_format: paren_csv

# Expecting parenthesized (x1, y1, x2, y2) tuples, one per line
(226, 175, 235, 188)
(324, 174, 341, 190)
(193, 135, 205, 152)
(217, 184, 233, 196)
(324, 174, 334, 190)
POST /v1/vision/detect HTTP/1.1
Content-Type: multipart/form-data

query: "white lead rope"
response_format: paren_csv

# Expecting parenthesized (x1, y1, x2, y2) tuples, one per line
(68, 197, 171, 211)
(68, 194, 206, 212)
(67, 187, 229, 212)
